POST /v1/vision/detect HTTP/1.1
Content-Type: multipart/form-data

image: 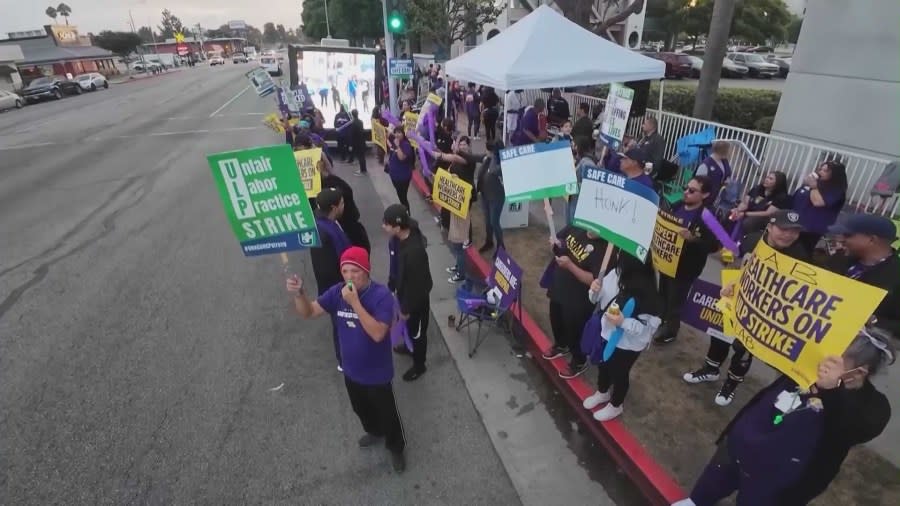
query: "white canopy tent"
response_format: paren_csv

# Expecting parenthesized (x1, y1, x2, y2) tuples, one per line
(444, 5, 665, 90)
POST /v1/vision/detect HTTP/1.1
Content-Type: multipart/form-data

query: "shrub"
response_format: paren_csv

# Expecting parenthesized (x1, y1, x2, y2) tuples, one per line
(754, 115, 775, 133)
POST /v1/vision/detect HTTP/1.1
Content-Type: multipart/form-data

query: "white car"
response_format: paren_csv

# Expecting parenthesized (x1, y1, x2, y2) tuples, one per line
(0, 89, 24, 111)
(209, 56, 225, 66)
(259, 56, 282, 76)
(74, 72, 109, 91)
(131, 62, 161, 73)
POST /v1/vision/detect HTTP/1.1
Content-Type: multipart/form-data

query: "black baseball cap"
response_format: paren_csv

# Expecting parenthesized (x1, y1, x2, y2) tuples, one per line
(316, 187, 343, 211)
(769, 209, 804, 230)
(383, 203, 411, 228)
(623, 147, 649, 166)
(828, 214, 897, 240)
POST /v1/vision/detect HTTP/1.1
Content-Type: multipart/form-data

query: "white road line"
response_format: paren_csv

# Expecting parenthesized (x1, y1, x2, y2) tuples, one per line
(147, 129, 211, 136)
(168, 112, 266, 120)
(209, 85, 250, 118)
(0, 142, 57, 151)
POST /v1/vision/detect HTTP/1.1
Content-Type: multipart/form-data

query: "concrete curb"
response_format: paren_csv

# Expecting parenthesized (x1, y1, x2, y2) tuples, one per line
(410, 170, 686, 506)
(110, 68, 185, 85)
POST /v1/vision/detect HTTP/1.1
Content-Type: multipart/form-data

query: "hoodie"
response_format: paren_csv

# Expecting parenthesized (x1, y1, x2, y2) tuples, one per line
(390, 226, 433, 314)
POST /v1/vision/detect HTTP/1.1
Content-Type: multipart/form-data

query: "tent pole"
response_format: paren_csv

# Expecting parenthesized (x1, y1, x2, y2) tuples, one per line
(658, 79, 665, 112)
(503, 90, 509, 144)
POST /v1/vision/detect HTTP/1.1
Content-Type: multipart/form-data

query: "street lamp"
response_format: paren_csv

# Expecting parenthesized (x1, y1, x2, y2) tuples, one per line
(323, 0, 332, 38)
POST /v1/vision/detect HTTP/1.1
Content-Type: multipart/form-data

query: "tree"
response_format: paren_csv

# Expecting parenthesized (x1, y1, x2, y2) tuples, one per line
(276, 24, 288, 42)
(93, 31, 143, 62)
(137, 26, 157, 43)
(693, 0, 736, 120)
(158, 9, 184, 39)
(406, 0, 503, 51)
(263, 22, 279, 44)
(785, 13, 802, 44)
(56, 3, 72, 25)
(731, 0, 790, 44)
(45, 6, 58, 23)
(300, 0, 383, 45)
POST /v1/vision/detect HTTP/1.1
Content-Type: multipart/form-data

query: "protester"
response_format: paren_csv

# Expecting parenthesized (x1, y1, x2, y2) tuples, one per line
(511, 98, 546, 146)
(334, 105, 352, 162)
(554, 120, 574, 149)
(542, 224, 610, 379)
(792, 160, 848, 254)
(286, 247, 407, 472)
(572, 102, 594, 146)
(694, 141, 732, 206)
(674, 327, 894, 506)
(383, 204, 434, 381)
(372, 106, 387, 165)
(825, 214, 900, 336)
(731, 171, 790, 234)
(476, 140, 506, 254)
(504, 90, 525, 143)
(434, 136, 483, 277)
(547, 88, 571, 126)
(583, 253, 662, 421)
(480, 86, 501, 143)
(433, 118, 457, 230)
(654, 176, 719, 344)
(385, 126, 415, 212)
(617, 147, 656, 189)
(464, 83, 481, 138)
(683, 210, 809, 406)
(348, 109, 368, 176)
(318, 157, 370, 252)
(634, 117, 665, 169)
(566, 137, 600, 225)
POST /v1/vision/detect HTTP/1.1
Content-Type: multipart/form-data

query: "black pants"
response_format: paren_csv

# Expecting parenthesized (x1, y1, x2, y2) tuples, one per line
(596, 348, 641, 407)
(467, 113, 480, 137)
(392, 178, 411, 211)
(406, 304, 430, 368)
(706, 339, 753, 381)
(350, 144, 367, 173)
(483, 107, 499, 142)
(658, 275, 695, 337)
(336, 136, 349, 160)
(330, 316, 342, 365)
(549, 300, 593, 364)
(344, 377, 406, 454)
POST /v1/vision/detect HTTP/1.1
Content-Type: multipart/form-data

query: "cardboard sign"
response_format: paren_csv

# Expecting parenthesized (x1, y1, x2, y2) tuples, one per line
(208, 144, 319, 256)
(681, 278, 730, 343)
(487, 248, 523, 309)
(432, 168, 473, 219)
(651, 210, 687, 278)
(426, 92, 443, 107)
(371, 121, 387, 151)
(572, 167, 659, 261)
(729, 240, 887, 387)
(600, 83, 634, 150)
(294, 148, 323, 197)
(499, 140, 578, 203)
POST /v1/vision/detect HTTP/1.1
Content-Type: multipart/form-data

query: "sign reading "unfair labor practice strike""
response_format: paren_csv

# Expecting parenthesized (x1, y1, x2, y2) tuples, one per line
(208, 144, 320, 256)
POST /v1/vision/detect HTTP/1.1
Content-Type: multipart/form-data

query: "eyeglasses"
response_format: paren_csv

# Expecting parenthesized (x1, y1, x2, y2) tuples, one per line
(684, 186, 701, 194)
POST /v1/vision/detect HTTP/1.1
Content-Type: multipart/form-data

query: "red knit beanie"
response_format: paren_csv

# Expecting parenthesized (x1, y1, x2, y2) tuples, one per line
(340, 246, 370, 274)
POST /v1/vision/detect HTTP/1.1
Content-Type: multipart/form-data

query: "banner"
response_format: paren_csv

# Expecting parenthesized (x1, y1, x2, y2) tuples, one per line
(729, 240, 887, 387)
(487, 248, 523, 309)
(207, 144, 320, 256)
(403, 111, 419, 149)
(651, 210, 687, 278)
(572, 167, 659, 261)
(247, 68, 275, 96)
(371, 121, 387, 151)
(681, 278, 730, 343)
(294, 148, 323, 197)
(432, 168, 473, 219)
(499, 141, 578, 203)
(599, 83, 634, 150)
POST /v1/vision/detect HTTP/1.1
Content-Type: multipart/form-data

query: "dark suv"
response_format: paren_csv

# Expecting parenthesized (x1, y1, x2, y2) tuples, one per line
(642, 52, 693, 79)
(21, 76, 82, 103)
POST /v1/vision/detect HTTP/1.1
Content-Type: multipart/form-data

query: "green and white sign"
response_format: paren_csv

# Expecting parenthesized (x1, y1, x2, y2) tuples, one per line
(499, 140, 578, 203)
(208, 144, 320, 257)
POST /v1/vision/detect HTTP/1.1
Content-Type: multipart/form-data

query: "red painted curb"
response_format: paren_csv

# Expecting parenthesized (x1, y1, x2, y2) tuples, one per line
(411, 170, 686, 506)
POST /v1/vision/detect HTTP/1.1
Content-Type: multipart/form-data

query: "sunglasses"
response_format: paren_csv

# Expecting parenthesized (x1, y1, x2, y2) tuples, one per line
(684, 186, 701, 194)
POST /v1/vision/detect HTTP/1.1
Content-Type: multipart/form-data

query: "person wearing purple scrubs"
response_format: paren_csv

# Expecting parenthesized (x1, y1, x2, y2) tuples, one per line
(384, 126, 415, 212)
(286, 247, 407, 473)
(511, 98, 545, 146)
(791, 160, 848, 254)
(694, 141, 733, 206)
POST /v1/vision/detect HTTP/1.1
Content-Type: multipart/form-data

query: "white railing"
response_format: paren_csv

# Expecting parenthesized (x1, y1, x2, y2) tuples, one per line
(513, 90, 897, 217)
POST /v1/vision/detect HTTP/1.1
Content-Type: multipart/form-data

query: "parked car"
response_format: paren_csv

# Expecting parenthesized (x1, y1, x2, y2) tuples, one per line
(686, 55, 703, 78)
(209, 56, 225, 66)
(131, 62, 162, 73)
(74, 72, 109, 91)
(260, 56, 282, 76)
(766, 55, 791, 77)
(0, 89, 24, 111)
(232, 52, 248, 64)
(642, 52, 693, 79)
(727, 52, 779, 78)
(721, 57, 749, 78)
(21, 76, 82, 103)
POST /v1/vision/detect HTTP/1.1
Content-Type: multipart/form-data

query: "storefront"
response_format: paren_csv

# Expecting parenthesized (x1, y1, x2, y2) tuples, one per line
(0, 25, 119, 86)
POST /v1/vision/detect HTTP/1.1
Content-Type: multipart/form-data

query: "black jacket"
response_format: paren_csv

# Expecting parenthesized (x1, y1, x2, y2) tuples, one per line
(309, 215, 343, 297)
(572, 116, 593, 143)
(823, 251, 900, 336)
(349, 117, 366, 148)
(393, 228, 433, 314)
(320, 174, 370, 252)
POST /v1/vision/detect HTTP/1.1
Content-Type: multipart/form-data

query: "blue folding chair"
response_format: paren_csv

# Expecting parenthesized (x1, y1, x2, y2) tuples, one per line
(454, 283, 515, 357)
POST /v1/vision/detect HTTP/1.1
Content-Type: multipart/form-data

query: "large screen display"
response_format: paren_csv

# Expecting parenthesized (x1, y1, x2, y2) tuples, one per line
(296, 49, 376, 130)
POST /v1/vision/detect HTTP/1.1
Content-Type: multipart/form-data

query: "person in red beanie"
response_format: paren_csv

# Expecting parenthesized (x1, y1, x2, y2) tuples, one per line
(286, 246, 407, 472)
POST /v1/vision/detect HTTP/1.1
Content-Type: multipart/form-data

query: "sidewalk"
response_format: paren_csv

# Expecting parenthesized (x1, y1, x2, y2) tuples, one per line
(109, 68, 184, 85)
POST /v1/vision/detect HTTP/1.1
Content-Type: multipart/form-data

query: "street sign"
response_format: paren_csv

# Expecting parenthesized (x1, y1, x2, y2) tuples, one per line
(176, 43, 189, 56)
(389, 58, 413, 79)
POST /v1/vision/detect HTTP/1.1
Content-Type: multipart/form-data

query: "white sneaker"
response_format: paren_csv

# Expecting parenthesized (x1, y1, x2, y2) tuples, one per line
(337, 365, 343, 373)
(582, 390, 611, 410)
(593, 403, 623, 422)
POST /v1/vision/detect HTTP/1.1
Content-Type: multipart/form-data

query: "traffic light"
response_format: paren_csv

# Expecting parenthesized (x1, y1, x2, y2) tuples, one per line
(387, 9, 405, 34)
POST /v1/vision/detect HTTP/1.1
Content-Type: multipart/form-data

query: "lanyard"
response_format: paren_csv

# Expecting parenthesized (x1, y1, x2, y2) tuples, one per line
(847, 255, 890, 280)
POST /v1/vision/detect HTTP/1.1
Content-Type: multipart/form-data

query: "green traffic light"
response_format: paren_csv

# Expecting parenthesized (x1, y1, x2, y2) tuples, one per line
(388, 10, 404, 32)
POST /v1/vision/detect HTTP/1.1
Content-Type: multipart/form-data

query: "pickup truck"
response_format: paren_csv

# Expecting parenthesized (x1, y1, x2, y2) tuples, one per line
(21, 76, 82, 103)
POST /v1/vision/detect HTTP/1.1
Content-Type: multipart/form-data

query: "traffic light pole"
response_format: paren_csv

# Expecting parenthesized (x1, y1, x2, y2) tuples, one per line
(381, 0, 399, 117)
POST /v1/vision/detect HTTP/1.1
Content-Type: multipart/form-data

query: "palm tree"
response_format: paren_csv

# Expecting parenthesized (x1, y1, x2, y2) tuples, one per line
(56, 3, 72, 26)
(692, 0, 736, 120)
(45, 6, 58, 23)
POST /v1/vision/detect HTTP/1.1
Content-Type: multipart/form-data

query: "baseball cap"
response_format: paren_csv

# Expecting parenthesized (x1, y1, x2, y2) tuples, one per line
(828, 214, 897, 240)
(769, 209, 804, 230)
(623, 147, 649, 166)
(316, 187, 343, 211)
(383, 203, 410, 228)
(340, 246, 370, 274)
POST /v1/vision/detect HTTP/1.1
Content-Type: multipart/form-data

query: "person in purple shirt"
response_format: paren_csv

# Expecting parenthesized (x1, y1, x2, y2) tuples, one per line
(511, 98, 545, 146)
(792, 160, 848, 254)
(694, 141, 732, 206)
(618, 147, 656, 190)
(384, 126, 415, 212)
(286, 247, 407, 473)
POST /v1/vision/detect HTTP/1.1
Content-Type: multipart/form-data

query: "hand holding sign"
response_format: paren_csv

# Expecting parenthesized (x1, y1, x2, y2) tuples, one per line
(286, 274, 303, 294)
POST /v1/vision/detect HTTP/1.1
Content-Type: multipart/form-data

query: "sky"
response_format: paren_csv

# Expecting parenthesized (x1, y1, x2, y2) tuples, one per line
(0, 0, 305, 39)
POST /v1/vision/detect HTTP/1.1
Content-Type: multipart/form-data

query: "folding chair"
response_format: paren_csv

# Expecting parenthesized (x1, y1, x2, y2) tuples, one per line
(454, 284, 513, 358)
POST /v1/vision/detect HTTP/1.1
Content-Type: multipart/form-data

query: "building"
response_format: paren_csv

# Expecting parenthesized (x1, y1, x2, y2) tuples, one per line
(142, 37, 247, 59)
(0, 45, 25, 91)
(0, 25, 118, 86)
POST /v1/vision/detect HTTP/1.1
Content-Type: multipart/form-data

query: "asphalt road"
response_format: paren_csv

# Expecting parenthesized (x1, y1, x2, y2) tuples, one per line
(0, 65, 521, 504)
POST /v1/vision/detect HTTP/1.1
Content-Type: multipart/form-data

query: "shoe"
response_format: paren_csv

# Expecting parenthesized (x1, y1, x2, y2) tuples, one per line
(448, 273, 465, 283)
(683, 366, 721, 384)
(559, 360, 588, 379)
(337, 365, 343, 373)
(446, 266, 458, 274)
(390, 451, 406, 473)
(433, 216, 441, 225)
(463, 241, 472, 249)
(583, 390, 611, 410)
(392, 345, 412, 356)
(353, 170, 365, 176)
(478, 242, 495, 253)
(715, 378, 740, 406)
(672, 500, 697, 506)
(653, 328, 677, 344)
(541, 345, 570, 360)
(593, 403, 623, 421)
(402, 365, 426, 381)
(358, 433, 382, 447)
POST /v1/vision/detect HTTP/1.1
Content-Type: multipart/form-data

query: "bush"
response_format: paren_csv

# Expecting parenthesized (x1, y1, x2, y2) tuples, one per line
(588, 83, 782, 132)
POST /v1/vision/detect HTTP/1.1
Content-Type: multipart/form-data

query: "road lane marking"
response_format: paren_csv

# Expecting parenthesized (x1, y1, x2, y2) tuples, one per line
(209, 85, 251, 118)
(167, 113, 265, 120)
(0, 142, 57, 151)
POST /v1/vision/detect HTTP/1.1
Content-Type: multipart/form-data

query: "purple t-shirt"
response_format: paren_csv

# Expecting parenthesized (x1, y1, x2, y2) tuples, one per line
(672, 204, 702, 227)
(792, 186, 845, 235)
(387, 139, 415, 182)
(629, 173, 655, 190)
(317, 281, 395, 385)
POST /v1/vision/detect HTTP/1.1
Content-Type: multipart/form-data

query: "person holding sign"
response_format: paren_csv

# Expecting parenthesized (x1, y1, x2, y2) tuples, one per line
(385, 126, 415, 212)
(311, 188, 352, 370)
(348, 109, 368, 176)
(316, 155, 370, 253)
(675, 326, 894, 506)
(791, 160, 848, 254)
(286, 247, 408, 473)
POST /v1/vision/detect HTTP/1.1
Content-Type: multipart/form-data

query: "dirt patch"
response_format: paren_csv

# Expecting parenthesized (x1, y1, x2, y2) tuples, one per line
(467, 204, 900, 506)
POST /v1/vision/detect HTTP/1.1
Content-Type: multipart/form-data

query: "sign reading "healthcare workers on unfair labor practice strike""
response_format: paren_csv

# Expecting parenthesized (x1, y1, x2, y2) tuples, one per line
(729, 240, 886, 387)
(208, 144, 320, 257)
(432, 168, 473, 219)
(499, 141, 578, 203)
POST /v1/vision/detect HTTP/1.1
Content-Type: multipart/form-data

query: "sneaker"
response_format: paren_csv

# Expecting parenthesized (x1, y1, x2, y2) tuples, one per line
(683, 366, 721, 384)
(358, 433, 382, 447)
(337, 365, 344, 373)
(402, 365, 426, 382)
(593, 403, 623, 421)
(353, 170, 366, 176)
(653, 331, 677, 345)
(478, 242, 495, 253)
(446, 266, 458, 274)
(448, 273, 465, 283)
(541, 345, 570, 360)
(559, 360, 588, 379)
(463, 241, 472, 249)
(715, 378, 740, 406)
(583, 390, 611, 410)
(433, 216, 441, 225)
(390, 451, 406, 473)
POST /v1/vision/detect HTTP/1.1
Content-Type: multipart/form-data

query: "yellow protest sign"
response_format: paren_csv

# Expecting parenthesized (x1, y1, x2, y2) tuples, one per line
(426, 92, 443, 107)
(263, 113, 297, 134)
(294, 148, 323, 197)
(433, 168, 473, 219)
(651, 210, 686, 278)
(717, 269, 740, 338)
(371, 121, 387, 151)
(730, 240, 887, 387)
(403, 111, 419, 149)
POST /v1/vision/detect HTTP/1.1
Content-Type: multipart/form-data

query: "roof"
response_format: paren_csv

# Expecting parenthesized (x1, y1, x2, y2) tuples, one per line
(0, 35, 112, 65)
(0, 45, 25, 63)
(143, 37, 247, 46)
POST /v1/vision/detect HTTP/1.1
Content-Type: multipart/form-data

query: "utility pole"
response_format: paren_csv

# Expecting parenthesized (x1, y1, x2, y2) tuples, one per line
(324, 0, 333, 39)
(381, 0, 399, 116)
(693, 0, 736, 120)
(128, 10, 146, 67)
(195, 23, 205, 60)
